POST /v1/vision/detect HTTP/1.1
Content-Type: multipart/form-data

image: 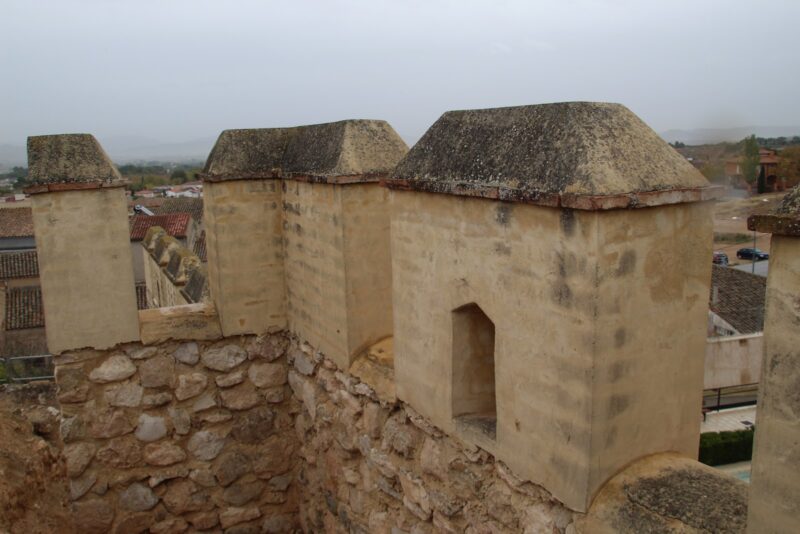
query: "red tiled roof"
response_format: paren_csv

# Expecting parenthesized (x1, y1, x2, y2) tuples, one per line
(5, 286, 44, 330)
(154, 197, 204, 224)
(129, 213, 191, 242)
(0, 250, 39, 279)
(0, 208, 34, 239)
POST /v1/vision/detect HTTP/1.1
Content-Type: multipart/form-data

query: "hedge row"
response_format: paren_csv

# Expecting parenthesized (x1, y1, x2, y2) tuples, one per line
(699, 428, 755, 466)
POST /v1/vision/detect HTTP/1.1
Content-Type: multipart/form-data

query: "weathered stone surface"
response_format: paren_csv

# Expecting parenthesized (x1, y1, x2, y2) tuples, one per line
(216, 369, 245, 388)
(191, 392, 217, 412)
(248, 334, 287, 362)
(90, 408, 135, 438)
(261, 514, 296, 533)
(142, 392, 172, 408)
(201, 344, 247, 371)
(174, 342, 200, 365)
(105, 382, 144, 408)
(187, 429, 226, 460)
(219, 506, 262, 529)
(263, 386, 285, 403)
(213, 450, 252, 487)
(189, 467, 217, 487)
(175, 373, 208, 401)
(268, 474, 292, 491)
(138, 355, 175, 388)
(135, 414, 168, 442)
(248, 361, 287, 388)
(144, 441, 187, 466)
(113, 512, 156, 534)
(89, 354, 136, 383)
(96, 436, 142, 468)
(72, 499, 115, 534)
(56, 365, 90, 403)
(223, 478, 265, 506)
(121, 482, 159, 511)
(253, 434, 294, 478)
(163, 479, 210, 515)
(148, 466, 189, 487)
(220, 381, 261, 410)
(138, 303, 223, 344)
(292, 349, 316, 376)
(197, 409, 233, 424)
(65, 442, 96, 478)
(61, 415, 86, 443)
(168, 406, 191, 435)
(127, 346, 157, 360)
(186, 511, 219, 530)
(70, 472, 97, 500)
(232, 407, 275, 443)
(150, 517, 188, 534)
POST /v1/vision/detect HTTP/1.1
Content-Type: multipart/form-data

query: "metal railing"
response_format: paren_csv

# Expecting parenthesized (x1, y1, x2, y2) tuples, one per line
(0, 354, 54, 383)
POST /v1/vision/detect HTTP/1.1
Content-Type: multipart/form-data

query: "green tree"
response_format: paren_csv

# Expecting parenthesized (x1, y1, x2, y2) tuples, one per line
(778, 145, 800, 185)
(170, 169, 188, 183)
(741, 135, 760, 187)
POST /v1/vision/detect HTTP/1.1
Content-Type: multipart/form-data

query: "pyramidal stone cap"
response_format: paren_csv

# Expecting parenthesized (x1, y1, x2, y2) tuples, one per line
(748, 183, 800, 236)
(387, 102, 722, 210)
(201, 119, 408, 184)
(26, 134, 125, 194)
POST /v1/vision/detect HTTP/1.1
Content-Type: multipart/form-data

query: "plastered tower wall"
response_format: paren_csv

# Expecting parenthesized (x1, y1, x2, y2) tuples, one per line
(26, 134, 140, 353)
(202, 121, 407, 368)
(387, 102, 719, 511)
(747, 195, 800, 533)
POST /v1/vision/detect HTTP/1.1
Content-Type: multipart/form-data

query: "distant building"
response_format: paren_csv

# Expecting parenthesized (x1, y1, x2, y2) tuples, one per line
(725, 148, 787, 191)
(708, 264, 766, 336)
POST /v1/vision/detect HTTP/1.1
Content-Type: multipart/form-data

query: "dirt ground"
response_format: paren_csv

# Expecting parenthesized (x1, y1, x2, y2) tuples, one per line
(712, 191, 785, 266)
(0, 382, 75, 534)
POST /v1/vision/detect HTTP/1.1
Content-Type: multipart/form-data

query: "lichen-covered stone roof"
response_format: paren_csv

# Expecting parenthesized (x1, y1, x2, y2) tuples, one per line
(202, 120, 408, 182)
(389, 102, 715, 209)
(26, 134, 123, 189)
(777, 184, 800, 214)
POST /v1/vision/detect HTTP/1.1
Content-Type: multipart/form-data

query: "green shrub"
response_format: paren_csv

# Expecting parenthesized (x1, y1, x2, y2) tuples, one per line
(699, 428, 755, 466)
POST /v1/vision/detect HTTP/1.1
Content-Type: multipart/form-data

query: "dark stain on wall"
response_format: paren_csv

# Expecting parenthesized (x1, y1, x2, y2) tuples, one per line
(615, 250, 636, 277)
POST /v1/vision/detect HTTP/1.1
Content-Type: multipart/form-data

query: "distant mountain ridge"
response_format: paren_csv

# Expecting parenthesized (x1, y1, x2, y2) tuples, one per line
(661, 126, 800, 145)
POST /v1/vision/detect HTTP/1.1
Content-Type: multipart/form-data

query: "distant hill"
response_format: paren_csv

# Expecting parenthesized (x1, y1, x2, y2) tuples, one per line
(661, 126, 800, 145)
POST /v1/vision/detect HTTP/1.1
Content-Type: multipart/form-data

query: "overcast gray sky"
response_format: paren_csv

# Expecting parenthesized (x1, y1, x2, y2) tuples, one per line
(2, 0, 799, 147)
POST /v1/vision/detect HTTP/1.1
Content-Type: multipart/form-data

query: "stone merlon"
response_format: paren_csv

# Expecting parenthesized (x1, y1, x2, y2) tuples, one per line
(387, 102, 721, 209)
(26, 134, 124, 193)
(748, 183, 800, 235)
(201, 119, 408, 183)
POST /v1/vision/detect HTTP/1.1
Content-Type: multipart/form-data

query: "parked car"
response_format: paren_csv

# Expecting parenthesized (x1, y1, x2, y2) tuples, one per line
(713, 251, 729, 265)
(736, 248, 769, 261)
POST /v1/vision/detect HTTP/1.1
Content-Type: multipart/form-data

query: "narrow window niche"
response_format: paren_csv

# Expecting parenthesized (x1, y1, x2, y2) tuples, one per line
(452, 303, 497, 439)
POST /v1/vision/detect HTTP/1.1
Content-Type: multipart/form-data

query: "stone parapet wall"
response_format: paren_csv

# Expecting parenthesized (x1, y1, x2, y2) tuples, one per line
(55, 333, 300, 533)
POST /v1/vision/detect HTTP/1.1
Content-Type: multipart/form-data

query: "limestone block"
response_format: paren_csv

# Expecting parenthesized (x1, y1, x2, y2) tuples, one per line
(88, 354, 136, 383)
(173, 342, 200, 365)
(138, 303, 223, 345)
(135, 414, 168, 442)
(64, 442, 95, 478)
(187, 429, 226, 461)
(220, 381, 261, 410)
(202, 344, 248, 372)
(96, 436, 142, 468)
(70, 473, 97, 500)
(231, 407, 275, 443)
(72, 498, 115, 533)
(104, 382, 143, 408)
(120, 482, 159, 511)
(90, 409, 135, 439)
(143, 441, 187, 466)
(138, 355, 175, 389)
(219, 506, 262, 529)
(216, 369, 246, 388)
(213, 450, 252, 487)
(248, 361, 287, 388)
(222, 478, 265, 506)
(175, 373, 208, 401)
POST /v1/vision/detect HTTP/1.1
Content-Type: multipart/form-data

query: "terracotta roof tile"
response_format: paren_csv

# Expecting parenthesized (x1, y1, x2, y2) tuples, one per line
(0, 208, 34, 239)
(5, 286, 44, 330)
(154, 198, 204, 223)
(130, 213, 191, 242)
(0, 250, 39, 279)
(710, 265, 766, 334)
